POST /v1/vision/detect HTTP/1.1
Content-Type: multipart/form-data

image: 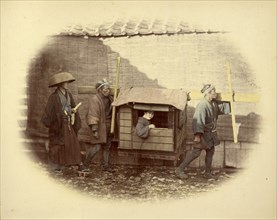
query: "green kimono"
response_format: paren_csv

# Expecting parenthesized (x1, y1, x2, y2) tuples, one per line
(192, 98, 230, 148)
(135, 117, 151, 139)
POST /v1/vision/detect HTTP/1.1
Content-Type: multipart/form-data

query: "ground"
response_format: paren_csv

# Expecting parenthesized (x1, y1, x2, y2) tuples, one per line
(34, 162, 238, 202)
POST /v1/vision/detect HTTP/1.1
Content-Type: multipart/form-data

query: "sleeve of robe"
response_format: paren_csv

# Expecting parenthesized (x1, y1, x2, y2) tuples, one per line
(192, 102, 206, 135)
(69, 92, 82, 134)
(86, 95, 101, 127)
(135, 117, 150, 139)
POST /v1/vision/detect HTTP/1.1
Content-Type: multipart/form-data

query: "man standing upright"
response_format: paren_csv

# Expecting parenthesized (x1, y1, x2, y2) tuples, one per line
(81, 79, 113, 172)
(41, 72, 82, 172)
(176, 84, 231, 179)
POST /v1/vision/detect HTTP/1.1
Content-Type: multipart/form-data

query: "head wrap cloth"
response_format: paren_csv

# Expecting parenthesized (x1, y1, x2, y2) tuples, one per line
(201, 84, 215, 95)
(96, 79, 110, 90)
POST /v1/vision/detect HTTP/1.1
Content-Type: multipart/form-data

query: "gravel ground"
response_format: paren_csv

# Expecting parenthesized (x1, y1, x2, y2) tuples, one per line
(36, 162, 238, 202)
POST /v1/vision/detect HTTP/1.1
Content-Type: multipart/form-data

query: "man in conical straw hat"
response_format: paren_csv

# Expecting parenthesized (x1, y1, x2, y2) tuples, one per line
(41, 72, 82, 172)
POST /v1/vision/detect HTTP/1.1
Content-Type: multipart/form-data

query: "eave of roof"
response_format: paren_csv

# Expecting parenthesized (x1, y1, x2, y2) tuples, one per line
(58, 19, 226, 38)
(112, 87, 188, 111)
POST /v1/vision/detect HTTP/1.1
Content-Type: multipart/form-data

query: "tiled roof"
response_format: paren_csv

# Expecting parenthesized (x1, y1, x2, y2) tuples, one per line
(59, 19, 224, 38)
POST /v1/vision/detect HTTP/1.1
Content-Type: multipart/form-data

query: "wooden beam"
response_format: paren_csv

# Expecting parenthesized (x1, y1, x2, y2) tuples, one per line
(188, 91, 260, 103)
(78, 86, 97, 94)
(226, 60, 238, 143)
(111, 56, 121, 134)
(78, 86, 260, 103)
(133, 103, 170, 112)
(78, 86, 118, 95)
(132, 142, 174, 152)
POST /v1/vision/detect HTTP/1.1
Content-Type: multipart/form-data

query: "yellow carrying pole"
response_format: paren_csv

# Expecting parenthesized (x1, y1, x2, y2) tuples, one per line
(110, 57, 121, 134)
(226, 60, 238, 143)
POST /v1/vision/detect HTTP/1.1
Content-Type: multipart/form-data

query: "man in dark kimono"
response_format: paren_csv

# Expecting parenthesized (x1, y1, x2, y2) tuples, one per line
(41, 72, 82, 172)
(135, 111, 155, 139)
(80, 79, 113, 172)
(176, 84, 231, 179)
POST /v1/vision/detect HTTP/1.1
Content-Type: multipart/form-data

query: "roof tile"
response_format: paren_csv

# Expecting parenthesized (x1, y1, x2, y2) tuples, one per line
(59, 19, 223, 37)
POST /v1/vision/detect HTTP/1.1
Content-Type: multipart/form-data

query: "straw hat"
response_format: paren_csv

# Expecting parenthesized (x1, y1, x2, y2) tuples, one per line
(48, 72, 75, 87)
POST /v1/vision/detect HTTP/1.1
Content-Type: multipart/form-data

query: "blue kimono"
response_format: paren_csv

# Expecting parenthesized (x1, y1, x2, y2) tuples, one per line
(192, 98, 231, 148)
(136, 117, 151, 139)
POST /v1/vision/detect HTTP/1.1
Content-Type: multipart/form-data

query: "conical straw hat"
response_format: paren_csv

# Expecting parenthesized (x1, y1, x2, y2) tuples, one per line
(48, 72, 75, 87)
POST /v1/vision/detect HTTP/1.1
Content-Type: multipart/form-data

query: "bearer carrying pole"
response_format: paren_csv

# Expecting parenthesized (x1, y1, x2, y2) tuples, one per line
(110, 56, 121, 134)
(226, 60, 238, 143)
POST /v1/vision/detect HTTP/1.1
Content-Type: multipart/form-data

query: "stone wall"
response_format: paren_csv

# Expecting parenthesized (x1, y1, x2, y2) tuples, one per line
(25, 34, 261, 168)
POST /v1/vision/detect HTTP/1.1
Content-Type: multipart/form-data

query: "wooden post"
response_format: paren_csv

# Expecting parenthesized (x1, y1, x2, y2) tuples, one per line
(110, 57, 121, 134)
(226, 60, 238, 143)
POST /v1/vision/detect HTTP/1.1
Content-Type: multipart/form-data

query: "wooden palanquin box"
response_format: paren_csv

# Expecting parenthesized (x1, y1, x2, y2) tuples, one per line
(113, 87, 188, 158)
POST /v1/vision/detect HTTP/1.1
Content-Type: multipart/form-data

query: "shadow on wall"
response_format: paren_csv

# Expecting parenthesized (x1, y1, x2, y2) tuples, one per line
(26, 36, 164, 136)
(25, 35, 164, 161)
(25, 35, 262, 165)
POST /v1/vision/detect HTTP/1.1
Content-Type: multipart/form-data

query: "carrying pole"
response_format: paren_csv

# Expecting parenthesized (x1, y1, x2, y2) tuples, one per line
(110, 57, 121, 134)
(226, 60, 238, 143)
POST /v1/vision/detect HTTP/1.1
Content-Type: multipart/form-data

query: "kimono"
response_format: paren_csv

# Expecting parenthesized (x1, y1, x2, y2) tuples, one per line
(192, 98, 231, 149)
(41, 89, 82, 166)
(86, 93, 113, 144)
(135, 117, 151, 139)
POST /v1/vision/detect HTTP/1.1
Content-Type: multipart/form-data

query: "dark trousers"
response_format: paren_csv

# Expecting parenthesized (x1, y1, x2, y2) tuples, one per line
(178, 146, 215, 173)
(83, 135, 112, 169)
(48, 144, 64, 170)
